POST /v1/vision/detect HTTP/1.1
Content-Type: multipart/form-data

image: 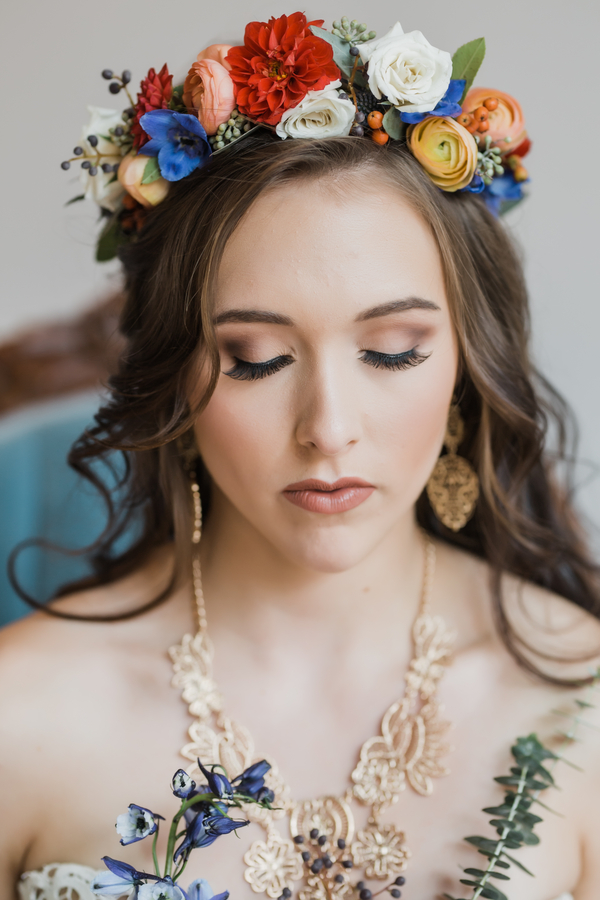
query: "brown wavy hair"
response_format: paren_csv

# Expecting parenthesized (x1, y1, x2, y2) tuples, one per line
(13, 133, 599, 684)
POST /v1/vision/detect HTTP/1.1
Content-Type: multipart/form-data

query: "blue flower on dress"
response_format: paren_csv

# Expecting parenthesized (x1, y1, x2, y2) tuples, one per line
(197, 759, 234, 800)
(116, 803, 162, 845)
(172, 769, 196, 799)
(174, 807, 249, 861)
(138, 879, 187, 900)
(187, 878, 230, 900)
(139, 110, 212, 182)
(232, 759, 273, 802)
(92, 857, 156, 896)
(400, 79, 466, 124)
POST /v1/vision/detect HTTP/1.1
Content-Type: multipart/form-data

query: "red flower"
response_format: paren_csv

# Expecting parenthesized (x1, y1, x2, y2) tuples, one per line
(132, 64, 173, 149)
(225, 12, 340, 126)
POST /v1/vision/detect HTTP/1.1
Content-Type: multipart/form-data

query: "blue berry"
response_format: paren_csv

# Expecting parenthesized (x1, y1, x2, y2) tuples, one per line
(350, 125, 364, 137)
(60, 161, 71, 170)
(87, 134, 99, 147)
(89, 166, 98, 176)
(390, 891, 401, 898)
(109, 82, 121, 94)
(355, 110, 365, 123)
(73, 146, 83, 156)
(101, 163, 113, 173)
(121, 69, 132, 84)
(114, 126, 124, 137)
(394, 878, 405, 886)
(81, 160, 91, 169)
(102, 69, 113, 80)
(349, 45, 360, 56)
(112, 163, 121, 173)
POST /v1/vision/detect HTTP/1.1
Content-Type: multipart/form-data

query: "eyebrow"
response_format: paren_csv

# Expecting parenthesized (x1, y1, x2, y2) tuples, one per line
(212, 297, 440, 327)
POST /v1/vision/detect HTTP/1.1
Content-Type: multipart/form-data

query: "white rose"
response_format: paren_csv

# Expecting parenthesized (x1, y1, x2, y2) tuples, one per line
(275, 81, 355, 140)
(359, 22, 452, 113)
(78, 106, 125, 211)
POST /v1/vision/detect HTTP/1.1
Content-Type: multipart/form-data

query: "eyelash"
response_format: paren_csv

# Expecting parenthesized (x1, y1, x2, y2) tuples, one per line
(224, 348, 430, 381)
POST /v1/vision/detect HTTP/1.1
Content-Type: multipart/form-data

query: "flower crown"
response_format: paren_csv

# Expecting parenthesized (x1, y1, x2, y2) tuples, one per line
(61, 12, 531, 262)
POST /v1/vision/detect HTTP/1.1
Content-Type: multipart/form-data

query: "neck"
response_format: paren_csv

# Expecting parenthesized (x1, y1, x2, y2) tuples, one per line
(199, 495, 427, 671)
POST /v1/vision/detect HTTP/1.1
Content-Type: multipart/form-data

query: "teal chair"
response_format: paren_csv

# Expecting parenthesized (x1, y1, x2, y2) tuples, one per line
(0, 391, 118, 626)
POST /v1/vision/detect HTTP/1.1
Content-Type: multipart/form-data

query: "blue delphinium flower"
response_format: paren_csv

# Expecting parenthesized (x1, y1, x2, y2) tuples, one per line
(140, 110, 212, 182)
(400, 79, 466, 124)
(92, 857, 156, 896)
(138, 879, 187, 900)
(187, 878, 230, 900)
(172, 769, 196, 799)
(174, 807, 249, 861)
(116, 803, 161, 845)
(462, 173, 485, 194)
(197, 759, 234, 800)
(232, 759, 274, 802)
(483, 169, 527, 215)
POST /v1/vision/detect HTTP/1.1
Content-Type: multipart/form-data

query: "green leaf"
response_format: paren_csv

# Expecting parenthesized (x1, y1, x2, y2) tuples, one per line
(310, 25, 354, 78)
(141, 157, 161, 184)
(451, 37, 486, 102)
(500, 852, 534, 876)
(96, 215, 122, 262)
(382, 107, 404, 140)
(65, 194, 85, 206)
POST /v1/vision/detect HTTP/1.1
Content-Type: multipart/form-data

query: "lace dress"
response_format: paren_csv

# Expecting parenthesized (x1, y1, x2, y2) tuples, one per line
(16, 864, 574, 900)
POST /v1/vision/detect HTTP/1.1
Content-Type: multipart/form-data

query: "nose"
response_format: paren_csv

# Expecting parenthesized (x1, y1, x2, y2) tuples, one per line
(294, 357, 362, 456)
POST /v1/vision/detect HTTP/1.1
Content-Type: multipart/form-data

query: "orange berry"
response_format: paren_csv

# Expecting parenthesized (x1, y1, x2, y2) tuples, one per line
(457, 113, 472, 127)
(483, 97, 499, 111)
(513, 164, 528, 183)
(466, 120, 480, 134)
(473, 106, 489, 122)
(367, 110, 384, 129)
(371, 129, 389, 145)
(477, 120, 490, 133)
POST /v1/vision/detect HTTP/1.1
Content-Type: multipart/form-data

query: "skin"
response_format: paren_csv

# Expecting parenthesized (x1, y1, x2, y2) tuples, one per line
(1, 178, 599, 900)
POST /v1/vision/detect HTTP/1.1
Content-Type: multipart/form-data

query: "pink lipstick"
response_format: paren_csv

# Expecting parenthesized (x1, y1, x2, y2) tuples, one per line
(282, 477, 375, 514)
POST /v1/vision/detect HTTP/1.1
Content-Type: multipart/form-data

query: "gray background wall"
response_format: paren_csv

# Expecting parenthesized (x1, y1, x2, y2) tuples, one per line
(1, 0, 599, 541)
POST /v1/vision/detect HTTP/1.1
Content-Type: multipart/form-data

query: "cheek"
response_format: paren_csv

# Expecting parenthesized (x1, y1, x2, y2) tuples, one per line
(193, 380, 288, 497)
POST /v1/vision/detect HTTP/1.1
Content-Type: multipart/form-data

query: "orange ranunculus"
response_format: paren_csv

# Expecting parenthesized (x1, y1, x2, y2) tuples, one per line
(225, 12, 340, 126)
(183, 58, 236, 136)
(408, 116, 478, 192)
(464, 87, 527, 156)
(117, 152, 169, 208)
(196, 44, 233, 71)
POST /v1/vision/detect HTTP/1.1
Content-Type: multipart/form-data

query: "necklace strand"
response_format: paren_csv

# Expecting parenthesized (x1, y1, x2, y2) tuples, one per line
(170, 487, 455, 899)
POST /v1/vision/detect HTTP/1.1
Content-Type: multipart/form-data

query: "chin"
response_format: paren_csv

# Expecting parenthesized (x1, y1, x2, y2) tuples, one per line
(280, 529, 374, 574)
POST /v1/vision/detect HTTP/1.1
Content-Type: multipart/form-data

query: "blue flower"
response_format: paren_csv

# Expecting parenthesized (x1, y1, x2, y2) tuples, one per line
(116, 803, 162, 845)
(140, 110, 211, 182)
(462, 173, 485, 194)
(232, 760, 273, 801)
(92, 857, 157, 896)
(197, 759, 234, 800)
(187, 878, 230, 900)
(174, 807, 249, 861)
(138, 880, 187, 900)
(172, 769, 196, 799)
(400, 79, 466, 124)
(482, 170, 527, 216)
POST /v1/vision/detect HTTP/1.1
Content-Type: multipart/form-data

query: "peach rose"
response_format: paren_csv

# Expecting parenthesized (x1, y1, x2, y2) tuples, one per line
(196, 43, 233, 71)
(183, 57, 236, 135)
(408, 116, 478, 192)
(464, 87, 526, 155)
(117, 152, 169, 208)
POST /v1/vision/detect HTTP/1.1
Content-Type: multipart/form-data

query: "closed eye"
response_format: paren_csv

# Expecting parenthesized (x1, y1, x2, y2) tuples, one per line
(361, 348, 431, 370)
(224, 355, 294, 381)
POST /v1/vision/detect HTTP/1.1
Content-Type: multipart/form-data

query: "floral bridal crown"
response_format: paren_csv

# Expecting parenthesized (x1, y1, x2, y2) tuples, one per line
(61, 12, 531, 261)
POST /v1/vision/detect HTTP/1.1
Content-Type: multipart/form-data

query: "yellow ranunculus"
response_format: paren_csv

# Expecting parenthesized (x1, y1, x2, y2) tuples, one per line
(408, 116, 478, 192)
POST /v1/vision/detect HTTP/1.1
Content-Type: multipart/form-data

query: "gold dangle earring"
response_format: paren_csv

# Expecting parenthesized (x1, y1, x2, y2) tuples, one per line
(426, 404, 479, 532)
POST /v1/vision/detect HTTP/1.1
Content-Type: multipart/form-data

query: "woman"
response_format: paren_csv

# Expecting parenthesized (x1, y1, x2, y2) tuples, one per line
(2, 14, 599, 900)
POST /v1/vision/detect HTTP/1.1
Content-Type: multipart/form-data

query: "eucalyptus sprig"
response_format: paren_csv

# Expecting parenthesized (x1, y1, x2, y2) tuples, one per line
(445, 674, 600, 900)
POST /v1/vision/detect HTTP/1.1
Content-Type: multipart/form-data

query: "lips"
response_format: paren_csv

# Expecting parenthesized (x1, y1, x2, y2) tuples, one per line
(282, 477, 375, 515)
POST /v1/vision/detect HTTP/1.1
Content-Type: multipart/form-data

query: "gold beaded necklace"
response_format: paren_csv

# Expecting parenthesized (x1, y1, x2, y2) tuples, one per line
(169, 480, 455, 899)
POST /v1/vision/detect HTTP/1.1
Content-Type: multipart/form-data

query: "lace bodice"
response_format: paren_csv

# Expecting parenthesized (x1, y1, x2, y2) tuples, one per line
(16, 864, 574, 900)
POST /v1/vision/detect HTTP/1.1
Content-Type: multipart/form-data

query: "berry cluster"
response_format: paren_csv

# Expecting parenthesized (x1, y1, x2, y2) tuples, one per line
(287, 830, 406, 900)
(331, 17, 376, 46)
(208, 110, 254, 151)
(457, 96, 498, 136)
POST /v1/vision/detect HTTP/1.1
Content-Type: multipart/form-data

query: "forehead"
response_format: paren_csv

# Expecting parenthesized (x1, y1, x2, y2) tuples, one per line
(215, 176, 447, 323)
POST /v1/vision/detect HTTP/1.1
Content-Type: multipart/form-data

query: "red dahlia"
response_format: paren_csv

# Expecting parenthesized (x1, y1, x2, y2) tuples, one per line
(225, 12, 340, 126)
(131, 63, 173, 149)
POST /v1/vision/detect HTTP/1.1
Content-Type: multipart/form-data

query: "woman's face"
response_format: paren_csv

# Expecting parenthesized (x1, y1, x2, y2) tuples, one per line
(193, 175, 458, 573)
